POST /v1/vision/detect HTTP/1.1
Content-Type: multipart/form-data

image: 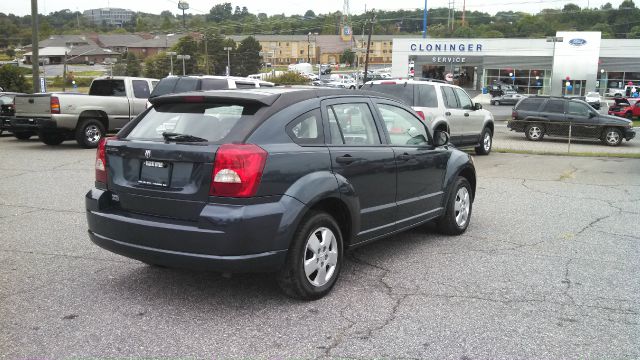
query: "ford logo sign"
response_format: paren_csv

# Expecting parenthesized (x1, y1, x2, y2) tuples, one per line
(568, 38, 587, 46)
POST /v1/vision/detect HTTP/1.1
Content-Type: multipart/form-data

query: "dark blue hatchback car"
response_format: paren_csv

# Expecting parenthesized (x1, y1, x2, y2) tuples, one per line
(86, 88, 476, 299)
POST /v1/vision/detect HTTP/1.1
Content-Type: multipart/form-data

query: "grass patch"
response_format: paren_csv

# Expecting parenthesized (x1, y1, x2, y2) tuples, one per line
(46, 86, 90, 94)
(70, 70, 105, 76)
(633, 120, 640, 127)
(492, 148, 640, 159)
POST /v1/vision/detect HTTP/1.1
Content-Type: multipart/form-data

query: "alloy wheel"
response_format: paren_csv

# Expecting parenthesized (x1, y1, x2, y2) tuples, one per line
(454, 187, 470, 228)
(85, 125, 102, 144)
(606, 131, 620, 145)
(303, 227, 338, 287)
(528, 126, 541, 139)
(483, 132, 491, 152)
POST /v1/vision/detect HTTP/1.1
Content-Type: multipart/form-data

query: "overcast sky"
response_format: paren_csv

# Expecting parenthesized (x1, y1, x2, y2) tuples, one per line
(0, 0, 626, 17)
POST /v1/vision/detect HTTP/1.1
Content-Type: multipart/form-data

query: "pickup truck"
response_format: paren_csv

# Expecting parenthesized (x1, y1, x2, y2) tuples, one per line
(10, 76, 157, 147)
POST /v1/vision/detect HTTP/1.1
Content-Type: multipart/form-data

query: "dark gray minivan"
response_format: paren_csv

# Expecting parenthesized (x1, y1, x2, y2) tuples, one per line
(86, 88, 476, 299)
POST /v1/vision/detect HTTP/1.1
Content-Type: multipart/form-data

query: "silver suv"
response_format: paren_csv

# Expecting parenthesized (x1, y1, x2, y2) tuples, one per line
(363, 79, 495, 155)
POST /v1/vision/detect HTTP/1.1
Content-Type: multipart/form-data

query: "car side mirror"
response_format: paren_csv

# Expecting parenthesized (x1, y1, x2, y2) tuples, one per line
(433, 130, 449, 147)
(589, 112, 596, 118)
(474, 103, 483, 111)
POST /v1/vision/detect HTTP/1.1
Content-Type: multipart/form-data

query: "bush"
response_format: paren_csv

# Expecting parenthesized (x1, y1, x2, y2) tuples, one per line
(0, 64, 28, 92)
(268, 72, 310, 85)
(50, 76, 93, 87)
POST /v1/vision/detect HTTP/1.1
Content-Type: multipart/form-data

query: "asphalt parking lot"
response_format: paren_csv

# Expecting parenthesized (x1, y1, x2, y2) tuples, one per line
(1, 135, 639, 359)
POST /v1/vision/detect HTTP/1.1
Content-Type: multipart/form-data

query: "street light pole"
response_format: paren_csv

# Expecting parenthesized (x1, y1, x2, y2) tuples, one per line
(31, 0, 40, 93)
(166, 51, 176, 76)
(224, 47, 232, 76)
(176, 54, 190, 75)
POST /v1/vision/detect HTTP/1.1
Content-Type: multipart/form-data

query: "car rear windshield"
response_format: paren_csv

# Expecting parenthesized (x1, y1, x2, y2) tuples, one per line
(150, 77, 229, 98)
(366, 84, 414, 106)
(125, 102, 262, 143)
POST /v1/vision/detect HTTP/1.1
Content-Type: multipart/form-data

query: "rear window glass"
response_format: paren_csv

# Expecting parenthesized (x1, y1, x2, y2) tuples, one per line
(89, 80, 126, 97)
(174, 77, 200, 93)
(201, 79, 229, 90)
(125, 102, 262, 143)
(150, 78, 179, 97)
(516, 98, 545, 111)
(416, 84, 438, 107)
(542, 100, 565, 113)
(366, 84, 414, 106)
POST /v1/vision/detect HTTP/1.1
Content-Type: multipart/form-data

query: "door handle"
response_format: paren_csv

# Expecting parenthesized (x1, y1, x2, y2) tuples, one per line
(397, 153, 414, 161)
(464, 112, 470, 117)
(445, 111, 451, 116)
(335, 154, 362, 165)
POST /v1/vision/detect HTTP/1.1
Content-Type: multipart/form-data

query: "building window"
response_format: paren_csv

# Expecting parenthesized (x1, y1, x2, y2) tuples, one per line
(300, 50, 304, 55)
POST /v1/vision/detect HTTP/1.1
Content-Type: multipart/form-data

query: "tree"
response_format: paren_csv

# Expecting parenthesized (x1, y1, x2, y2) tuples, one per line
(340, 49, 355, 66)
(304, 10, 316, 18)
(233, 36, 262, 76)
(172, 36, 198, 75)
(125, 52, 141, 76)
(0, 64, 28, 93)
(591, 23, 615, 38)
(562, 3, 581, 12)
(452, 26, 473, 38)
(143, 52, 171, 78)
(208, 3, 233, 22)
(619, 0, 636, 9)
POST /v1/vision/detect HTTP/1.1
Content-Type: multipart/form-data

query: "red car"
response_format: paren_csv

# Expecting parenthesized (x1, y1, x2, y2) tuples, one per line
(608, 98, 640, 119)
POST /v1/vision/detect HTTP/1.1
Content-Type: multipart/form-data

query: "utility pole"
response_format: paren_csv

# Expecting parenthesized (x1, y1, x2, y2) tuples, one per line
(462, 0, 466, 27)
(422, 0, 428, 38)
(363, 11, 375, 84)
(31, 0, 40, 93)
(203, 33, 209, 75)
(224, 47, 232, 76)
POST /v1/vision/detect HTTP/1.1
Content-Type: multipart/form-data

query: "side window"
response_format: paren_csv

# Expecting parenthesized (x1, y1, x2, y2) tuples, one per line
(89, 80, 126, 97)
(567, 102, 590, 116)
(416, 84, 438, 108)
(377, 104, 429, 146)
(453, 88, 473, 110)
(132, 80, 151, 99)
(328, 103, 381, 145)
(286, 109, 323, 145)
(516, 98, 544, 111)
(441, 86, 459, 108)
(542, 100, 565, 113)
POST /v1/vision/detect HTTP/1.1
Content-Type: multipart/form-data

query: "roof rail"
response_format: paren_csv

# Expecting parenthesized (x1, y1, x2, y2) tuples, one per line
(415, 77, 447, 83)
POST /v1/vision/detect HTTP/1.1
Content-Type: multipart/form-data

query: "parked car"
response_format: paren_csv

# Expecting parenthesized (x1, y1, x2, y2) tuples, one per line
(85, 88, 477, 299)
(10, 76, 158, 147)
(608, 97, 639, 119)
(149, 75, 274, 103)
(509, 96, 635, 146)
(584, 92, 601, 109)
(0, 92, 23, 136)
(490, 93, 527, 106)
(489, 83, 517, 97)
(362, 79, 495, 155)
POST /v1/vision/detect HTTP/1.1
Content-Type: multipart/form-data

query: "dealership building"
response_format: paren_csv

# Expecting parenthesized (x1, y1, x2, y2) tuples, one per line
(391, 31, 640, 96)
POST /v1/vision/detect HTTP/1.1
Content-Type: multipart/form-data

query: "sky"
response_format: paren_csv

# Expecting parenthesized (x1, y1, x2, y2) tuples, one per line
(0, 0, 627, 17)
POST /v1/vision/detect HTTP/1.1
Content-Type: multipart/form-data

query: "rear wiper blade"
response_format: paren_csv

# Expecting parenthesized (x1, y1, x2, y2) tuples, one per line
(161, 132, 208, 143)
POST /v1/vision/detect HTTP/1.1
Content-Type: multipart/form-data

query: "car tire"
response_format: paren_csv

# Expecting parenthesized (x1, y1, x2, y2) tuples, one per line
(602, 127, 623, 146)
(14, 131, 35, 140)
(475, 127, 493, 155)
(495, 100, 500, 106)
(525, 124, 545, 141)
(39, 132, 65, 146)
(437, 176, 473, 235)
(75, 119, 105, 148)
(277, 211, 343, 300)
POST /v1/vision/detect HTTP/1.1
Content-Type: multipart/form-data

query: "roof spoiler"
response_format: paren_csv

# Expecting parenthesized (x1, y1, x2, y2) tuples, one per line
(149, 90, 281, 107)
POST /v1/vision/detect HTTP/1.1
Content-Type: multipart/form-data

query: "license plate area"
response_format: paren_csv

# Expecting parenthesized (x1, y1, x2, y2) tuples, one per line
(139, 160, 171, 187)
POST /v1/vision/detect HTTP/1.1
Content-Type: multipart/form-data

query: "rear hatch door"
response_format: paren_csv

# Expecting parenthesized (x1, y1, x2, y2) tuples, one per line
(106, 97, 268, 221)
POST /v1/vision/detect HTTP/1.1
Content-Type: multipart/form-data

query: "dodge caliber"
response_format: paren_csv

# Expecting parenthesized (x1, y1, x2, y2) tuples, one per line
(86, 88, 477, 300)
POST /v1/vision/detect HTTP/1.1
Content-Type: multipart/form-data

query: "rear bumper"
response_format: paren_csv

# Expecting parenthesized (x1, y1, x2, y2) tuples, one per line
(9, 117, 58, 132)
(86, 188, 304, 272)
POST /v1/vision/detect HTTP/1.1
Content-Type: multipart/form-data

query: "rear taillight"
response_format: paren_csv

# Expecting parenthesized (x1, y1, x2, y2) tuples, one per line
(512, 110, 518, 119)
(50, 96, 60, 114)
(210, 144, 268, 198)
(381, 81, 397, 85)
(95, 137, 115, 185)
(415, 110, 426, 121)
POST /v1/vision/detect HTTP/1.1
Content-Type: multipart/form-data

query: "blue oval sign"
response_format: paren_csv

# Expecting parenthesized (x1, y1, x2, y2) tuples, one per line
(568, 38, 587, 46)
